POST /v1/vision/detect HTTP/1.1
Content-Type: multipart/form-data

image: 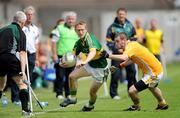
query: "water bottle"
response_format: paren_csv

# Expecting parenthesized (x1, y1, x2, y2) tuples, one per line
(1, 94, 8, 107)
(36, 102, 48, 107)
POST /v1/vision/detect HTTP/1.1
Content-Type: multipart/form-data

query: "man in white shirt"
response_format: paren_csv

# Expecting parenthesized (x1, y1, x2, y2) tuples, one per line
(23, 6, 39, 83)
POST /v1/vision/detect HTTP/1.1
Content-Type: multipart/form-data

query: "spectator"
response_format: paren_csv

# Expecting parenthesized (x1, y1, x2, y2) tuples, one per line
(49, 18, 65, 92)
(134, 18, 145, 44)
(144, 19, 164, 61)
(106, 7, 137, 100)
(51, 12, 78, 100)
(23, 6, 40, 84)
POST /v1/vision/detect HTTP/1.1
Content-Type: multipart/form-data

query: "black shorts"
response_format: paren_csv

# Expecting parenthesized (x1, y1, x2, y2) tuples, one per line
(0, 53, 21, 77)
(134, 80, 159, 92)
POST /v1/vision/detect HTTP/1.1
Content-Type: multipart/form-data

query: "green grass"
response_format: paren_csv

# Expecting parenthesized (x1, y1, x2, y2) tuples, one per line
(1, 62, 180, 118)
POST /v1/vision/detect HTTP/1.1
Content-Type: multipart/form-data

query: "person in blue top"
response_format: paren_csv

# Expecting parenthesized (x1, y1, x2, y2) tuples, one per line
(106, 7, 137, 100)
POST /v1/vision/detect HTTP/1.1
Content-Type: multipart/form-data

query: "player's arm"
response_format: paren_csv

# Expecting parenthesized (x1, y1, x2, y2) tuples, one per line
(76, 48, 96, 69)
(84, 48, 96, 64)
(109, 53, 129, 61)
(119, 59, 133, 68)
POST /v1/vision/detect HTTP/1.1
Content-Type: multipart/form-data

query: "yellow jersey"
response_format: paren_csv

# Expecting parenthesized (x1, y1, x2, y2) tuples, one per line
(136, 28, 144, 36)
(124, 41, 163, 76)
(145, 29, 163, 55)
(135, 28, 144, 43)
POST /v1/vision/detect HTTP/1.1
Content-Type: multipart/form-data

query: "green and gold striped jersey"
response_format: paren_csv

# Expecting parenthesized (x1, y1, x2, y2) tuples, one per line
(73, 32, 107, 68)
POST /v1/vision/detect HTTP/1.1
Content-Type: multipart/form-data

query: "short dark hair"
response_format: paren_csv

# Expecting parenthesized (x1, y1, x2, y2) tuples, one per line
(116, 7, 127, 13)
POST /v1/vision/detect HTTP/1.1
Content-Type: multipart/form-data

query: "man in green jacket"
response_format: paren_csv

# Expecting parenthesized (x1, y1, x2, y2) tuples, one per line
(51, 11, 78, 100)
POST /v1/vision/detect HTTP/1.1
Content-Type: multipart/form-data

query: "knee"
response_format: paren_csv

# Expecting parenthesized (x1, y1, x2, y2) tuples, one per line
(128, 86, 136, 95)
(17, 82, 27, 90)
(69, 73, 77, 81)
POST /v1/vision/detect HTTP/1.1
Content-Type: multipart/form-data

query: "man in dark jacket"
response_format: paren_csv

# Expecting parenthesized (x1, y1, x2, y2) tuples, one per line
(106, 8, 137, 99)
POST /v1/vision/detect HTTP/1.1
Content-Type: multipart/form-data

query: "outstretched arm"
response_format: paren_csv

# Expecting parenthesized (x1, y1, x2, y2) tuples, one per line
(109, 53, 129, 61)
(119, 59, 133, 68)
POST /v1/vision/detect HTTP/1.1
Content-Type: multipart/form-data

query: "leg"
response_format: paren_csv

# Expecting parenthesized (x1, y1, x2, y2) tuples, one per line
(27, 53, 36, 83)
(54, 63, 65, 98)
(60, 66, 90, 107)
(125, 80, 149, 111)
(64, 67, 74, 98)
(123, 85, 141, 111)
(82, 80, 102, 111)
(0, 76, 7, 98)
(8, 77, 20, 103)
(128, 85, 140, 106)
(149, 87, 168, 110)
(12, 75, 29, 112)
(69, 66, 90, 97)
(89, 81, 102, 105)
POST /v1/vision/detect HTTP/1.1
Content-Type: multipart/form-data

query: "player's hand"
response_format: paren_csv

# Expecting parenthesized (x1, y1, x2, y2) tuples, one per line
(75, 61, 86, 69)
(59, 59, 68, 68)
(101, 50, 109, 58)
(119, 63, 126, 69)
(110, 66, 118, 74)
(52, 54, 58, 63)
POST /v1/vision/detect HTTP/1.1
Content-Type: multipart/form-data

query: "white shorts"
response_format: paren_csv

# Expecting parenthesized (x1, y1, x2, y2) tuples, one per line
(83, 64, 109, 83)
(142, 72, 164, 87)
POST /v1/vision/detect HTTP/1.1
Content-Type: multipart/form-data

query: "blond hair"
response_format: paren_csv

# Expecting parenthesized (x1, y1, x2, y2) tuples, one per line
(75, 21, 87, 29)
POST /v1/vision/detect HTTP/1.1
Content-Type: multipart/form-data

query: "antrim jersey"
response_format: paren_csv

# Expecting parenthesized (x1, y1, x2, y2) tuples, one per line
(145, 29, 163, 55)
(73, 32, 107, 68)
(124, 41, 163, 76)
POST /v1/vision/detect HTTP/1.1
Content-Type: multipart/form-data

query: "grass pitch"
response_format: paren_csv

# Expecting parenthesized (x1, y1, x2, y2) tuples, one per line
(0, 62, 180, 118)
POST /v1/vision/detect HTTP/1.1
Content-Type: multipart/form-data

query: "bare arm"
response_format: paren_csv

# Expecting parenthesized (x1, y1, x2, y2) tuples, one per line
(76, 48, 96, 68)
(19, 51, 27, 73)
(109, 54, 129, 61)
(83, 48, 96, 64)
(120, 59, 133, 68)
(52, 41, 58, 62)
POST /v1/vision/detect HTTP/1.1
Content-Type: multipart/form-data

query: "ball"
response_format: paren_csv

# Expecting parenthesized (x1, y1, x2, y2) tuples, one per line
(60, 52, 76, 68)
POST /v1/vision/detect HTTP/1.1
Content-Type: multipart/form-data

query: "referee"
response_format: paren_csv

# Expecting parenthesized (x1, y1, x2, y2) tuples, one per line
(0, 11, 32, 116)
